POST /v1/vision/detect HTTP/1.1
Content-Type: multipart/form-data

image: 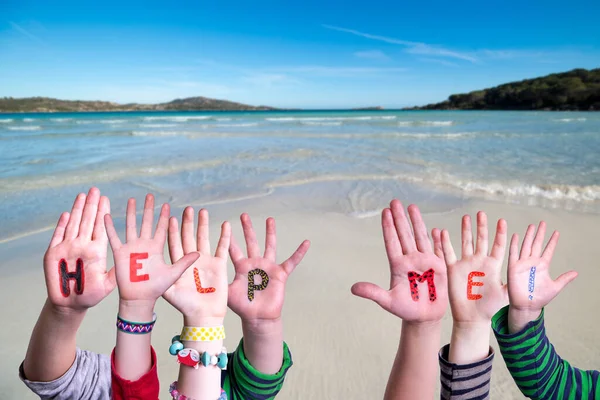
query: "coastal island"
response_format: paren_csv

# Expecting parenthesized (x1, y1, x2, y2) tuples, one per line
(407, 68, 600, 111)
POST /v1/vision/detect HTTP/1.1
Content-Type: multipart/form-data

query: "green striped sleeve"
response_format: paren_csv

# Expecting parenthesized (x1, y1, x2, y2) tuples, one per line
(492, 305, 599, 399)
(222, 339, 293, 399)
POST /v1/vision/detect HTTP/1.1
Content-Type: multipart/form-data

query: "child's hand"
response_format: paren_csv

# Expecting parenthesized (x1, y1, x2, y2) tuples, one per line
(43, 187, 116, 312)
(352, 200, 448, 323)
(228, 214, 310, 324)
(441, 212, 508, 324)
(104, 194, 200, 307)
(507, 222, 578, 333)
(164, 207, 230, 326)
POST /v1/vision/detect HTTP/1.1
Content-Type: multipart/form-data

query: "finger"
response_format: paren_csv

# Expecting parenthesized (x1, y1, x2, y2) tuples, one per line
(519, 224, 536, 259)
(553, 270, 578, 295)
(241, 213, 261, 258)
(263, 217, 277, 262)
(78, 187, 101, 240)
(92, 196, 110, 242)
(441, 229, 458, 265)
(407, 204, 432, 253)
(282, 240, 310, 275)
(461, 214, 474, 258)
(390, 199, 416, 254)
(197, 209, 211, 255)
(229, 233, 245, 263)
(153, 203, 169, 244)
(490, 219, 508, 260)
(382, 208, 403, 259)
(168, 217, 185, 263)
(169, 252, 201, 285)
(64, 193, 86, 240)
(508, 233, 519, 268)
(125, 198, 138, 242)
(48, 212, 70, 248)
(215, 221, 231, 259)
(542, 231, 560, 263)
(351, 282, 391, 311)
(431, 228, 443, 259)
(531, 221, 547, 258)
(181, 207, 197, 254)
(139, 194, 155, 239)
(103, 214, 122, 250)
(475, 211, 489, 255)
(103, 266, 117, 297)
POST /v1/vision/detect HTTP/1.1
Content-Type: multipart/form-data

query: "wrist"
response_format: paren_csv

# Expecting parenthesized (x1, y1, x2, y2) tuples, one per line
(402, 319, 442, 332)
(118, 299, 155, 321)
(183, 315, 225, 327)
(448, 321, 491, 364)
(47, 300, 88, 320)
(508, 306, 542, 334)
(242, 317, 283, 335)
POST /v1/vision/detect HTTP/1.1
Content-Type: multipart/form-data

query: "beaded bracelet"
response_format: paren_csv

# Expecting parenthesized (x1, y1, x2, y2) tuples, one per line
(169, 336, 228, 369)
(116, 313, 157, 334)
(169, 381, 227, 400)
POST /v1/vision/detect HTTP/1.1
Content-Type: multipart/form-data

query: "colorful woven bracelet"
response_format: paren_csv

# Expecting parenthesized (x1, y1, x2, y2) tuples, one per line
(169, 381, 227, 400)
(116, 313, 157, 334)
(169, 336, 228, 369)
(180, 325, 225, 342)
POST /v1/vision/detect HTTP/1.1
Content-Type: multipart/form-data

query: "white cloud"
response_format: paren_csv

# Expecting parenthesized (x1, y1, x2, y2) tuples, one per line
(418, 58, 459, 68)
(323, 24, 478, 63)
(9, 21, 44, 45)
(354, 50, 390, 60)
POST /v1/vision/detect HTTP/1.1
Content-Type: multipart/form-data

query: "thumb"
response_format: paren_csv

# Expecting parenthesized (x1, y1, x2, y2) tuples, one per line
(351, 282, 390, 311)
(103, 266, 117, 296)
(553, 270, 578, 295)
(169, 252, 200, 283)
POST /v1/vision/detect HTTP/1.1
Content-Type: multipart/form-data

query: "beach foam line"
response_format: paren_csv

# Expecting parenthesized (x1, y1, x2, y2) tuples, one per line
(265, 116, 397, 122)
(175, 188, 276, 208)
(397, 120, 454, 126)
(130, 130, 187, 137)
(23, 118, 36, 122)
(0, 224, 56, 244)
(0, 119, 13, 123)
(142, 116, 211, 122)
(50, 118, 73, 122)
(7, 126, 42, 131)
(138, 124, 178, 128)
(553, 118, 586, 122)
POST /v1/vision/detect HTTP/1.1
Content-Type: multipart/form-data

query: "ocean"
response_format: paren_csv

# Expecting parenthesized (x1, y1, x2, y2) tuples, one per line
(1, 110, 599, 241)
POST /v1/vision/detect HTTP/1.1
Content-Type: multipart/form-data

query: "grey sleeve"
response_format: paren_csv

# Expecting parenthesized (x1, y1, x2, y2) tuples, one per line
(439, 344, 494, 400)
(19, 348, 111, 400)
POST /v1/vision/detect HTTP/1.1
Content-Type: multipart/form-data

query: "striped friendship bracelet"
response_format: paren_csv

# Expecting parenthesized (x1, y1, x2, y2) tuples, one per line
(116, 313, 157, 334)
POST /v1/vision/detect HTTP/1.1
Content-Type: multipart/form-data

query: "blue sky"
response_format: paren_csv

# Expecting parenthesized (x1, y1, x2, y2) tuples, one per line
(1, 0, 599, 108)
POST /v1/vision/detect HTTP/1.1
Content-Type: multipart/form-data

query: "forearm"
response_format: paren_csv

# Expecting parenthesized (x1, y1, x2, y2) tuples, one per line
(115, 300, 154, 380)
(23, 299, 86, 381)
(384, 321, 441, 400)
(241, 318, 284, 374)
(448, 321, 490, 364)
(178, 316, 224, 399)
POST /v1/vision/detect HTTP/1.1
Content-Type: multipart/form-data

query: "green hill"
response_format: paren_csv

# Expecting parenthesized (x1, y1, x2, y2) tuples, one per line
(0, 96, 275, 113)
(409, 68, 600, 111)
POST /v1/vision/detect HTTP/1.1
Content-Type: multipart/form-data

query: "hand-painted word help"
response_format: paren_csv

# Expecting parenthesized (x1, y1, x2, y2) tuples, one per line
(130, 253, 150, 282)
(194, 267, 216, 294)
(59, 258, 85, 297)
(528, 266, 536, 300)
(407, 269, 437, 302)
(467, 271, 485, 300)
(247, 268, 269, 301)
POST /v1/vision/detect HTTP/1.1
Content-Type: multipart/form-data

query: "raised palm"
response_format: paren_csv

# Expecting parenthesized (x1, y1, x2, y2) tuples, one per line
(104, 194, 199, 303)
(43, 188, 116, 310)
(164, 207, 230, 323)
(228, 214, 310, 322)
(508, 222, 577, 313)
(352, 200, 448, 322)
(440, 212, 508, 323)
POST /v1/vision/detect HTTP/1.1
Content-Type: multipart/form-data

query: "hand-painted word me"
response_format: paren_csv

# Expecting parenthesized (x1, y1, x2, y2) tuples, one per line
(247, 268, 269, 301)
(407, 269, 437, 302)
(467, 271, 485, 300)
(528, 266, 536, 300)
(58, 258, 85, 297)
(130, 253, 150, 282)
(194, 267, 216, 293)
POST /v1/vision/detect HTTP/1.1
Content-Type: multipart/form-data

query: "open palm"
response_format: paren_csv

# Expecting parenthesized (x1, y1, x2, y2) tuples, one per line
(164, 207, 230, 324)
(352, 200, 448, 322)
(228, 214, 310, 322)
(43, 188, 116, 310)
(440, 212, 508, 323)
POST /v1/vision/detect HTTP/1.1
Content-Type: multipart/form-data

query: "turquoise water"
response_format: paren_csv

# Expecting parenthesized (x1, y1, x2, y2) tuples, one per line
(1, 110, 599, 240)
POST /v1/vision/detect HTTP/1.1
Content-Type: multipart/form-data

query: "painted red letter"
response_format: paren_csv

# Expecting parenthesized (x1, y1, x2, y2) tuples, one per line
(467, 271, 485, 300)
(59, 258, 85, 297)
(130, 253, 150, 282)
(407, 269, 437, 302)
(194, 267, 216, 293)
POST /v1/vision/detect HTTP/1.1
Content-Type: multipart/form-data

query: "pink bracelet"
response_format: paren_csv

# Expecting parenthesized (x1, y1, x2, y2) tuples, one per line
(169, 381, 227, 400)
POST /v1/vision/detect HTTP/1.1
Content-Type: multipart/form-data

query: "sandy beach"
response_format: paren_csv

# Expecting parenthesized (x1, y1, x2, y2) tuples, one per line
(2, 187, 599, 399)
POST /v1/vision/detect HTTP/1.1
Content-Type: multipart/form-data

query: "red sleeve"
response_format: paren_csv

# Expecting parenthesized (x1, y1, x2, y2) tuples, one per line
(111, 346, 159, 400)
